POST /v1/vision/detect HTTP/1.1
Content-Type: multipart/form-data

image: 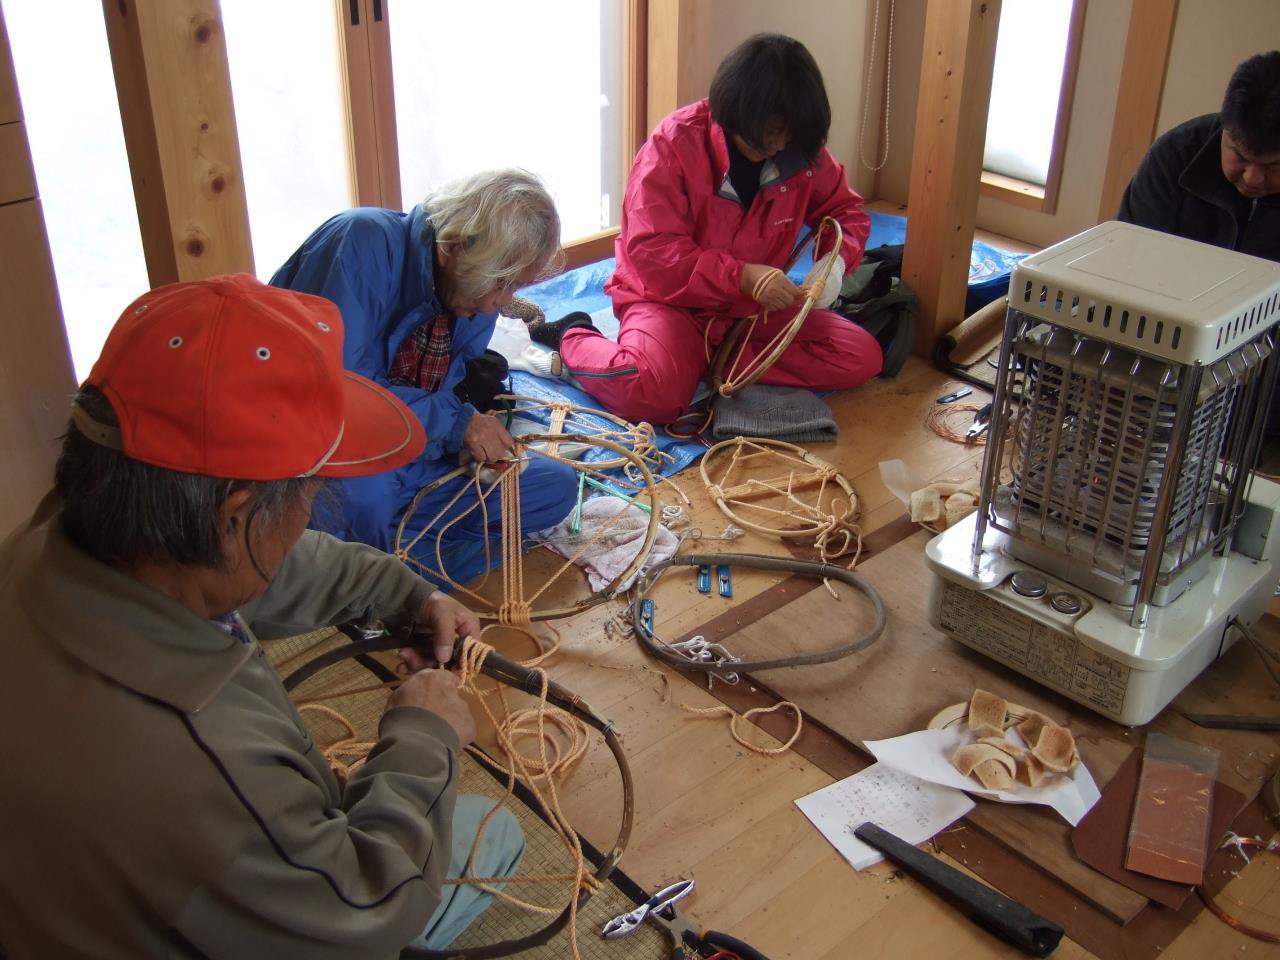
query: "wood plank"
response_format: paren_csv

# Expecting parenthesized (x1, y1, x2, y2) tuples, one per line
(0, 200, 74, 534)
(0, 120, 35, 203)
(1095, 0, 1179, 222)
(625, 0, 648, 154)
(0, 3, 21, 125)
(644, 0, 707, 134)
(337, 0, 399, 210)
(563, 228, 619, 272)
(103, 0, 253, 283)
(900, 0, 1002, 356)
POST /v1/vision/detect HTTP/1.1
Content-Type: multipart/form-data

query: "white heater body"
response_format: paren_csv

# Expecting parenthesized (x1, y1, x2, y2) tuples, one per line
(926, 222, 1280, 726)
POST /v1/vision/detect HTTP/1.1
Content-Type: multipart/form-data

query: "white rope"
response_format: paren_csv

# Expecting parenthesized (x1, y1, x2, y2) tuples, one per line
(668, 635, 742, 687)
(858, 0, 896, 172)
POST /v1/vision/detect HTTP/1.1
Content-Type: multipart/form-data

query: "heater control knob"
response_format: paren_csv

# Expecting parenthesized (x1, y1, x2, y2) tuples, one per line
(1009, 571, 1048, 598)
(1050, 592, 1084, 615)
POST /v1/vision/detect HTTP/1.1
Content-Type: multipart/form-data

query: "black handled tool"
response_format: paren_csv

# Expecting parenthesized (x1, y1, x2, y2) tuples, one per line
(854, 822, 1063, 957)
(1182, 712, 1280, 730)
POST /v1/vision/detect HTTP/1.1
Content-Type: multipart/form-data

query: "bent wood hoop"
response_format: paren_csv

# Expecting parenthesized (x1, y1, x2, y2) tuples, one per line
(394, 433, 660, 622)
(279, 632, 635, 960)
(710, 216, 843, 399)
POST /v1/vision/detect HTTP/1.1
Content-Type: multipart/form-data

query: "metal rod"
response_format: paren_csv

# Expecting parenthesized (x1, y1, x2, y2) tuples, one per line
(1130, 363, 1204, 627)
(972, 306, 1021, 573)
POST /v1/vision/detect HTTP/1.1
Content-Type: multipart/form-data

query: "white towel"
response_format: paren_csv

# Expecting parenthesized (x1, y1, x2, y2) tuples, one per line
(533, 496, 678, 592)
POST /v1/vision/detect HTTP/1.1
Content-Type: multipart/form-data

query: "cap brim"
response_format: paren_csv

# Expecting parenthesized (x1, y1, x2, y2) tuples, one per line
(315, 372, 426, 478)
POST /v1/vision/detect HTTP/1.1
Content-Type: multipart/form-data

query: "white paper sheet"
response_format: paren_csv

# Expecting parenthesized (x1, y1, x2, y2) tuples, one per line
(864, 727, 1102, 826)
(795, 762, 975, 870)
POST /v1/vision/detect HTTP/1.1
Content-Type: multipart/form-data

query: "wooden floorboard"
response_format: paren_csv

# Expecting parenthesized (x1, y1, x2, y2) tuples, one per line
(475, 352, 1280, 958)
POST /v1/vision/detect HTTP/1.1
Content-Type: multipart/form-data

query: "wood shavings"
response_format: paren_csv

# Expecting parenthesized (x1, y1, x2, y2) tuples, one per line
(910, 477, 981, 531)
(953, 742, 1016, 779)
(1029, 723, 1080, 773)
(967, 688, 1008, 738)
(951, 689, 1078, 788)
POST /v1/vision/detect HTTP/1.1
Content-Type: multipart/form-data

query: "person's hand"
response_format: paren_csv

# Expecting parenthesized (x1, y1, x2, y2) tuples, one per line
(387, 668, 477, 744)
(462, 411, 515, 464)
(802, 252, 846, 309)
(741, 262, 802, 312)
(398, 590, 480, 667)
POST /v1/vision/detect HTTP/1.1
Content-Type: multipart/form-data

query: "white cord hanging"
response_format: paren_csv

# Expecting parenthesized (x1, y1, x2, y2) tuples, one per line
(858, 0, 896, 172)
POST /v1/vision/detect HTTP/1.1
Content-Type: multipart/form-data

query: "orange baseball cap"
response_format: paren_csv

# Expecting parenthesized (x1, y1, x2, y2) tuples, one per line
(77, 274, 425, 480)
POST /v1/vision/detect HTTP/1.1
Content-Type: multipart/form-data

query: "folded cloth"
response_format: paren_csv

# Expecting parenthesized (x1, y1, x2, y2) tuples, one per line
(532, 496, 678, 593)
(711, 384, 838, 443)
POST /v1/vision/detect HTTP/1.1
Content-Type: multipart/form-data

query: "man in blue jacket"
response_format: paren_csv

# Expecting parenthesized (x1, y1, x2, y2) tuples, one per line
(272, 169, 577, 585)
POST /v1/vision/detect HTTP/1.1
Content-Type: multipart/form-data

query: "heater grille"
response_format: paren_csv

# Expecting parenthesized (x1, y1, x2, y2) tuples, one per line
(987, 317, 1274, 605)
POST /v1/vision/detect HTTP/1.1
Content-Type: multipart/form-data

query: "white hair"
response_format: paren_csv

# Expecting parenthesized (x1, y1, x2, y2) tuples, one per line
(424, 169, 564, 303)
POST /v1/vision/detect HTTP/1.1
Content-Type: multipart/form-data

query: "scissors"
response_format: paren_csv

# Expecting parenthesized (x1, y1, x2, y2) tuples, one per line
(601, 878, 771, 959)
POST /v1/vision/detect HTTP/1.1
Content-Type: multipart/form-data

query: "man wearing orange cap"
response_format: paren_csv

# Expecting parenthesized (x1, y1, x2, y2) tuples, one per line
(0, 276, 521, 956)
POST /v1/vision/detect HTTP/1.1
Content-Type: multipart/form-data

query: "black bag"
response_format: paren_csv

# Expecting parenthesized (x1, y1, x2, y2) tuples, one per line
(453, 349, 510, 412)
(833, 244, 918, 379)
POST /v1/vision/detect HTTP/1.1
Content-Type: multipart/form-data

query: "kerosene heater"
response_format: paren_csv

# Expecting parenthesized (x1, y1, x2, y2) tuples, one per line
(926, 222, 1280, 725)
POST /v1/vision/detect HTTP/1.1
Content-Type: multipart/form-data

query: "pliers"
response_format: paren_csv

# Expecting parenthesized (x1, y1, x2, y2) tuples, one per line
(601, 878, 770, 960)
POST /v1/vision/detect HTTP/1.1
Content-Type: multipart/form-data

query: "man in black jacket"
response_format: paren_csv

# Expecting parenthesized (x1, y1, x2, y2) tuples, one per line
(1117, 51, 1279, 263)
(1118, 51, 1280, 448)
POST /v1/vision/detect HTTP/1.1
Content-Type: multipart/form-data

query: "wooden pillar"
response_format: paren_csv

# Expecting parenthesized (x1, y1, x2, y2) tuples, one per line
(0, 1, 76, 533)
(338, 0, 400, 210)
(901, 0, 1001, 355)
(646, 0, 708, 135)
(1096, 0, 1179, 222)
(102, 0, 253, 285)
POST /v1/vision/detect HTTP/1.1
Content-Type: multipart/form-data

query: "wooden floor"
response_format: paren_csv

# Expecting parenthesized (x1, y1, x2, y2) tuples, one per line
(462, 353, 1280, 959)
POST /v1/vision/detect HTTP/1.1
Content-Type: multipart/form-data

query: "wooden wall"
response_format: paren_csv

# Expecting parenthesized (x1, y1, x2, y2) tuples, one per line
(0, 1, 75, 534)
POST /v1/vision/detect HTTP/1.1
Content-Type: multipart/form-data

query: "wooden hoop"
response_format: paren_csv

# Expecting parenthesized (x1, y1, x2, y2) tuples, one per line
(710, 217, 843, 399)
(394, 433, 660, 622)
(699, 435, 859, 543)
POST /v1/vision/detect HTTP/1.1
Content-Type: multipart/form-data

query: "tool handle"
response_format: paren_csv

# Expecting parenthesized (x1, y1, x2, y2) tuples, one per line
(854, 823, 1063, 957)
(1183, 712, 1280, 730)
(703, 929, 771, 960)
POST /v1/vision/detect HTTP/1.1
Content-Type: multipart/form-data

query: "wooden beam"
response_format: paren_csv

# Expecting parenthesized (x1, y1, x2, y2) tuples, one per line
(1096, 0, 1179, 222)
(0, 0, 19, 124)
(901, 0, 1001, 355)
(0, 4, 75, 533)
(625, 0, 648, 157)
(563, 228, 619, 272)
(338, 0, 400, 209)
(103, 0, 253, 285)
(645, 0, 707, 135)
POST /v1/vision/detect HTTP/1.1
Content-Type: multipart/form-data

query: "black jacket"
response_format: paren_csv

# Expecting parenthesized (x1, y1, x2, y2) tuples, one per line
(1117, 114, 1279, 263)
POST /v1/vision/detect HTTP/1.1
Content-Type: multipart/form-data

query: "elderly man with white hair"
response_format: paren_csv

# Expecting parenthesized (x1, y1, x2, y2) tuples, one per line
(272, 169, 577, 582)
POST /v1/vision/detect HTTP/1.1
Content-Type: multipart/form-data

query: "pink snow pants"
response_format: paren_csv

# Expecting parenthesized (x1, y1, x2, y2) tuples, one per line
(558, 301, 883, 425)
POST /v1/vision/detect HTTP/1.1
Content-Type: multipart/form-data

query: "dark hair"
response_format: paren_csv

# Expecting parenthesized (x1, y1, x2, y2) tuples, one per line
(1221, 51, 1280, 156)
(709, 33, 831, 161)
(55, 387, 324, 579)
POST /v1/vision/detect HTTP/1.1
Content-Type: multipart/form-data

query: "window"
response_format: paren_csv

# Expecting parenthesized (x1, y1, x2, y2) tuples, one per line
(390, 1, 630, 244)
(222, 0, 355, 279)
(5, 0, 148, 379)
(982, 0, 1086, 213)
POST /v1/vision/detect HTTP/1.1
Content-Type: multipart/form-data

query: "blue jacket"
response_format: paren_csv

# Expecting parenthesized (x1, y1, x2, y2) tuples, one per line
(271, 205, 503, 551)
(271, 204, 498, 465)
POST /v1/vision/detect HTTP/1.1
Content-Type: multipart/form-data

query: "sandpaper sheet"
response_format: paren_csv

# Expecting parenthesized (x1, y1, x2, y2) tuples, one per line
(1072, 748, 1245, 910)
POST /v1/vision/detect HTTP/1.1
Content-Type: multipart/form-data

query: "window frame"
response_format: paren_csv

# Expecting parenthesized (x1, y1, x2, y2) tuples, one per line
(340, 0, 647, 271)
(979, 0, 1087, 215)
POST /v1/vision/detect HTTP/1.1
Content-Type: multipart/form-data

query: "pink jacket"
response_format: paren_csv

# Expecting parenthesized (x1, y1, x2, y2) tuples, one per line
(605, 98, 870, 319)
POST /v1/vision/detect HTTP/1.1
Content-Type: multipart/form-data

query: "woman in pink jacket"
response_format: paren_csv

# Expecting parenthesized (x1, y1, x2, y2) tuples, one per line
(533, 33, 883, 425)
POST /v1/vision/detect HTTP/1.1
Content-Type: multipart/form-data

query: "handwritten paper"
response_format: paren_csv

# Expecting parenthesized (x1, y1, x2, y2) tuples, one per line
(795, 762, 975, 871)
